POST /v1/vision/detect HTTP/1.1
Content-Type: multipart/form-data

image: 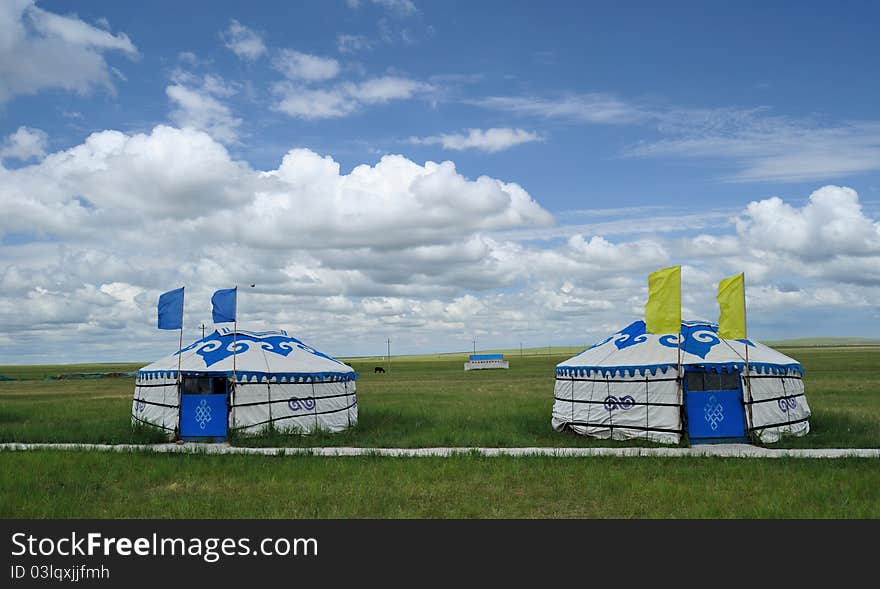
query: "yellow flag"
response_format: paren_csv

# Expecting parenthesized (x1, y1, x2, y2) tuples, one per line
(717, 272, 746, 340)
(645, 266, 681, 334)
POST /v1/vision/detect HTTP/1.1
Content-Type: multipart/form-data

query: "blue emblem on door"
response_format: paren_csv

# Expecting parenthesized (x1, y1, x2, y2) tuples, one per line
(685, 370, 747, 443)
(180, 393, 227, 440)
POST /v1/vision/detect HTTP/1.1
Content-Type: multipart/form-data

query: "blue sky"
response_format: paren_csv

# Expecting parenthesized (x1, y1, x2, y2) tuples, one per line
(1, 0, 879, 363)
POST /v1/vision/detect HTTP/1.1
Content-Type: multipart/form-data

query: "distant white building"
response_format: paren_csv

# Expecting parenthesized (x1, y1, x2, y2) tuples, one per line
(465, 353, 509, 371)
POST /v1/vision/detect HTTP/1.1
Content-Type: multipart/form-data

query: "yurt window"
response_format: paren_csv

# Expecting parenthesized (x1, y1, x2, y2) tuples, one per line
(685, 370, 741, 392)
(182, 377, 228, 395)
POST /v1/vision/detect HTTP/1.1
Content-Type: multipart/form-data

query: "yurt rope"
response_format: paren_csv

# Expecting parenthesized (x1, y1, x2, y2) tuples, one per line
(781, 377, 790, 435)
(345, 380, 351, 428)
(606, 379, 613, 440)
(258, 340, 274, 430)
(311, 381, 318, 431)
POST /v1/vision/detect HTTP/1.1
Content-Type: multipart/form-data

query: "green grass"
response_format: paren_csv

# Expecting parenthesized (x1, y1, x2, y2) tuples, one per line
(771, 346, 880, 448)
(1, 347, 878, 518)
(234, 354, 671, 448)
(1, 347, 878, 448)
(1, 451, 877, 518)
(765, 338, 880, 347)
(0, 363, 143, 381)
(342, 345, 586, 363)
(0, 374, 168, 444)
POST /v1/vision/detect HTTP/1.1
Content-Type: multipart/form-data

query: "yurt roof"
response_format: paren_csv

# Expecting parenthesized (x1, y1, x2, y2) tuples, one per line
(137, 327, 357, 383)
(556, 320, 802, 379)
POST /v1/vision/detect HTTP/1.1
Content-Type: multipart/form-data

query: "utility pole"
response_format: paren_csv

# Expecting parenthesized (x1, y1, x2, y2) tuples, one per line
(386, 337, 391, 373)
(520, 342, 523, 358)
(200, 323, 206, 338)
(473, 338, 476, 355)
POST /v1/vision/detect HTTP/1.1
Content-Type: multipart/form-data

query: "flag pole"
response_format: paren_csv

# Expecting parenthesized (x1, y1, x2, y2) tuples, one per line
(177, 288, 184, 382)
(677, 288, 683, 442)
(232, 286, 238, 409)
(177, 326, 184, 383)
(677, 266, 682, 376)
(233, 286, 238, 381)
(176, 287, 184, 439)
(742, 274, 755, 442)
(677, 329, 682, 380)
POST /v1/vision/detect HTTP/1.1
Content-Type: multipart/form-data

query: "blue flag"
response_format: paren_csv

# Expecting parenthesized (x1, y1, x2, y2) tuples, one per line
(157, 287, 184, 330)
(212, 288, 237, 323)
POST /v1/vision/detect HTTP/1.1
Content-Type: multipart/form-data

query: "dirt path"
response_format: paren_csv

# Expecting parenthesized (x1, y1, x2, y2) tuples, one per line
(1, 443, 877, 458)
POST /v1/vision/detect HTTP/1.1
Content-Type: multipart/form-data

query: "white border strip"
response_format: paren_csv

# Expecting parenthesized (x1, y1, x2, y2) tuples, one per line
(0, 443, 877, 458)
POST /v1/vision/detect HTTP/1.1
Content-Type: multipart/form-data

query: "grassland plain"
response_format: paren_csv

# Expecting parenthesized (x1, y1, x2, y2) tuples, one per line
(0, 347, 877, 448)
(2, 451, 878, 518)
(0, 346, 878, 518)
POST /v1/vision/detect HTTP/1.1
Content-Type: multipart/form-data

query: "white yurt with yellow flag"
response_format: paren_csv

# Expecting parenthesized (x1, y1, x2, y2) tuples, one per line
(552, 320, 811, 445)
(553, 267, 810, 446)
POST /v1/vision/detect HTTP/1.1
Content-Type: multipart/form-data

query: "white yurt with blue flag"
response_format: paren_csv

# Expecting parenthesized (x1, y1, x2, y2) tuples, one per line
(552, 320, 810, 445)
(132, 327, 358, 440)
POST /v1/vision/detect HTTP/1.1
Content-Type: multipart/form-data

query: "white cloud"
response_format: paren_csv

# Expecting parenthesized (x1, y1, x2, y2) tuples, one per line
(337, 34, 373, 53)
(373, 0, 418, 16)
(166, 83, 241, 144)
(480, 91, 880, 183)
(344, 76, 432, 103)
(244, 149, 554, 249)
(744, 284, 873, 312)
(565, 235, 668, 270)
(169, 69, 236, 97)
(348, 0, 419, 16)
(272, 75, 432, 120)
(99, 281, 143, 308)
(1, 126, 878, 362)
(410, 128, 542, 153)
(272, 84, 357, 119)
(0, 126, 568, 360)
(488, 210, 733, 242)
(0, 126, 253, 232)
(0, 124, 552, 256)
(735, 185, 880, 260)
(178, 51, 199, 65)
(273, 49, 340, 81)
(630, 110, 880, 183)
(476, 93, 647, 124)
(0, 126, 48, 161)
(26, 4, 135, 53)
(220, 19, 266, 61)
(0, 0, 138, 104)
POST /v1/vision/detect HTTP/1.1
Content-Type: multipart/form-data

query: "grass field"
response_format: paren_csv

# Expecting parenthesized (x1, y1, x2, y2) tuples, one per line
(2, 451, 878, 518)
(1, 347, 878, 448)
(1, 346, 878, 517)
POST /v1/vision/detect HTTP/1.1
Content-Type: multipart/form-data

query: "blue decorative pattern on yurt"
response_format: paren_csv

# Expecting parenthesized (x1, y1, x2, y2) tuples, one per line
(555, 364, 679, 379)
(611, 321, 649, 350)
(136, 369, 358, 382)
(554, 362, 801, 378)
(557, 320, 803, 378)
(175, 329, 349, 368)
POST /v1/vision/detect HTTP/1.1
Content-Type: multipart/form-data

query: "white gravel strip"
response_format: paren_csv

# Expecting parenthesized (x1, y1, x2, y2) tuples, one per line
(0, 443, 877, 458)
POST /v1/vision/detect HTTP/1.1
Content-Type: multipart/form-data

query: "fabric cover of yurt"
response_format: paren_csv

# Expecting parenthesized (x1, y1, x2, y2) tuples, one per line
(552, 320, 810, 444)
(132, 327, 357, 437)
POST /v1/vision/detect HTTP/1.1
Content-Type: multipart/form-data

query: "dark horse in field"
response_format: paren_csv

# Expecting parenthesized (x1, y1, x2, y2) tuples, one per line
(374, 366, 386, 373)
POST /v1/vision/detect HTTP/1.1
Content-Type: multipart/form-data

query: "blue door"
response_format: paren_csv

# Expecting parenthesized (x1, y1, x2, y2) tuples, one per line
(179, 377, 228, 441)
(684, 370, 747, 444)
